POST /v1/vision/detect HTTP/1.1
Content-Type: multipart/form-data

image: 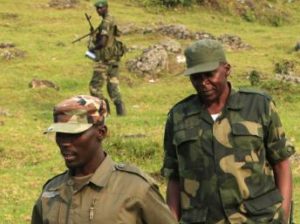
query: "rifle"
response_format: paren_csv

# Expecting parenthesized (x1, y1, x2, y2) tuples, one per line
(85, 13, 94, 32)
(72, 13, 96, 44)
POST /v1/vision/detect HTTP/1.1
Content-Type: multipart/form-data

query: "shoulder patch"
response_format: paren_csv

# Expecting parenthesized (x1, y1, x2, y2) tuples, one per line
(42, 171, 68, 190)
(238, 87, 272, 100)
(114, 163, 157, 186)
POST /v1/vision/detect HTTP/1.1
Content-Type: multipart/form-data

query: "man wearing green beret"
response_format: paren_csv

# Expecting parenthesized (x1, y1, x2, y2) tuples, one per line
(88, 0, 126, 116)
(31, 95, 177, 224)
(161, 39, 295, 223)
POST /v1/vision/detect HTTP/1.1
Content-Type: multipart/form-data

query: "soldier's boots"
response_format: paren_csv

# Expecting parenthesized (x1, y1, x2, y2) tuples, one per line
(115, 101, 126, 116)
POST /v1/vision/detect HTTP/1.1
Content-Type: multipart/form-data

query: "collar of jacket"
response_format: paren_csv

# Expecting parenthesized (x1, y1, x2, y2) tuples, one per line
(48, 154, 115, 193)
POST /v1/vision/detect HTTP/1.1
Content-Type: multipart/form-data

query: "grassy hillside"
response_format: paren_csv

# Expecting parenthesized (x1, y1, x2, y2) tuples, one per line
(0, 0, 299, 223)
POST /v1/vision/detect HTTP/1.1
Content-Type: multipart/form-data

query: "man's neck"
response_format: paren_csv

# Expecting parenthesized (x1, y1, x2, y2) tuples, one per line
(71, 150, 106, 177)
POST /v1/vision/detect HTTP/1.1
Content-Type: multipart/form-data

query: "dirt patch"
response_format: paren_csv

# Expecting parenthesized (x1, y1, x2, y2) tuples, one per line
(29, 78, 60, 91)
(0, 12, 19, 20)
(0, 42, 26, 60)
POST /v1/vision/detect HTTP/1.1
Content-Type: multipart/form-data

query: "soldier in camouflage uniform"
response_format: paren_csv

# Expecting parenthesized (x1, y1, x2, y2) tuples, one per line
(88, 0, 126, 116)
(161, 39, 295, 224)
(31, 95, 177, 224)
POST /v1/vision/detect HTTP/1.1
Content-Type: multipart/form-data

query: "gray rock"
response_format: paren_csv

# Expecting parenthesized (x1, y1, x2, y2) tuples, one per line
(218, 34, 252, 50)
(126, 45, 168, 77)
(159, 39, 182, 53)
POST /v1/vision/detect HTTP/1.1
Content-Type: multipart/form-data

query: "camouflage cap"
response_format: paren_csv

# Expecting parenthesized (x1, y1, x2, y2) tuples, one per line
(45, 95, 107, 134)
(94, 0, 108, 7)
(184, 39, 226, 76)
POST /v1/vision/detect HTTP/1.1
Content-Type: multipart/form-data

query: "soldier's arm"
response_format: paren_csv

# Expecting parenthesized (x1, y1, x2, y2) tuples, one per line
(166, 178, 181, 220)
(92, 16, 112, 50)
(272, 159, 292, 223)
(161, 112, 181, 220)
(92, 34, 108, 50)
(264, 100, 295, 222)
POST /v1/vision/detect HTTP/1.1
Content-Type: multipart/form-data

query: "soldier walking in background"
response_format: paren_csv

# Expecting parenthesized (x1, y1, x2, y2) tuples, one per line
(161, 39, 295, 223)
(88, 0, 126, 116)
(31, 95, 177, 224)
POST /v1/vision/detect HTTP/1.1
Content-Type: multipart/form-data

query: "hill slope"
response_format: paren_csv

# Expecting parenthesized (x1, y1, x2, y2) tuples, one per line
(0, 0, 299, 222)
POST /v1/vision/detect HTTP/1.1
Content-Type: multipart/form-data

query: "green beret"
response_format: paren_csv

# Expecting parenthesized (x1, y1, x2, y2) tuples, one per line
(184, 39, 227, 76)
(94, 0, 108, 7)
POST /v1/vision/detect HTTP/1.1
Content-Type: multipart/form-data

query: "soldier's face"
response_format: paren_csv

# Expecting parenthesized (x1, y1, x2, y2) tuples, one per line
(190, 63, 230, 104)
(96, 6, 107, 16)
(56, 125, 106, 173)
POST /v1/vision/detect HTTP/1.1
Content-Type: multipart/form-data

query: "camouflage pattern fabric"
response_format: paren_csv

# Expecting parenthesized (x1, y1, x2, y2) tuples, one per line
(89, 61, 122, 104)
(161, 87, 295, 224)
(45, 95, 107, 134)
(31, 155, 178, 224)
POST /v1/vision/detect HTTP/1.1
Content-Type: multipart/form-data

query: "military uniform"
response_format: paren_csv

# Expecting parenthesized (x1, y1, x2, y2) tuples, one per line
(88, 13, 125, 114)
(161, 87, 295, 224)
(32, 155, 177, 224)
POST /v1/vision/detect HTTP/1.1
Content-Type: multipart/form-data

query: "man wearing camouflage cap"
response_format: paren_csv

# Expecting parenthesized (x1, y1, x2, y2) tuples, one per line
(161, 39, 295, 223)
(31, 95, 177, 224)
(88, 0, 126, 116)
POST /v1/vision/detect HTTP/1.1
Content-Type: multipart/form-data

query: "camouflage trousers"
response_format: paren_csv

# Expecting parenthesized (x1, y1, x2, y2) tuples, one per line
(89, 61, 122, 104)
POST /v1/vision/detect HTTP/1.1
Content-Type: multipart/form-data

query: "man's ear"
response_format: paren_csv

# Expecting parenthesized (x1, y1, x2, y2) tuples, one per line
(97, 125, 107, 140)
(224, 63, 231, 76)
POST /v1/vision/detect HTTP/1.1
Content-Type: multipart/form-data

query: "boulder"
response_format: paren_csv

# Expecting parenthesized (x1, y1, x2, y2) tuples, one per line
(126, 45, 168, 77)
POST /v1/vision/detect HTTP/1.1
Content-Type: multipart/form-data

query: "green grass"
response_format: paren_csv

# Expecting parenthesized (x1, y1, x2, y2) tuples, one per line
(0, 0, 299, 223)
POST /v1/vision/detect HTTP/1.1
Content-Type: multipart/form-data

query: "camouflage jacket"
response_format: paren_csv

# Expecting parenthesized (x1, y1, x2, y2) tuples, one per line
(161, 87, 295, 224)
(89, 14, 123, 62)
(32, 155, 177, 224)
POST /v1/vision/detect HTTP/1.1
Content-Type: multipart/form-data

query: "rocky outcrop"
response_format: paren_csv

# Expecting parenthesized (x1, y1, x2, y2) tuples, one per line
(126, 45, 169, 77)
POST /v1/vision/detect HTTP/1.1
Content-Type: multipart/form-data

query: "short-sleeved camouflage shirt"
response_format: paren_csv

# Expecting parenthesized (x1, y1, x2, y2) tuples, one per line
(161, 87, 295, 224)
(90, 14, 118, 61)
